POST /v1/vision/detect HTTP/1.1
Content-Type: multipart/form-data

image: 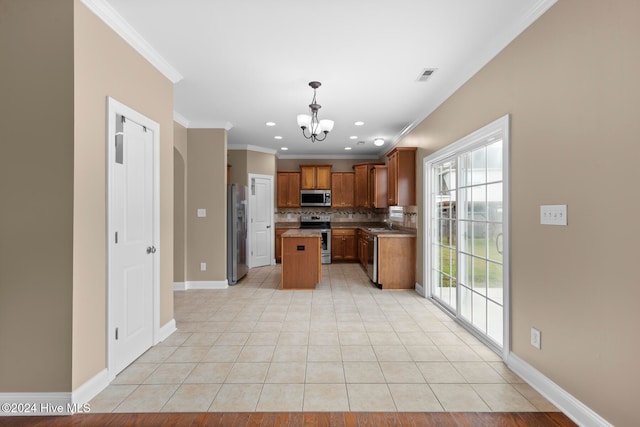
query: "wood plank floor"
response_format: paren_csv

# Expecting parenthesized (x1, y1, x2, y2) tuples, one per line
(0, 411, 577, 427)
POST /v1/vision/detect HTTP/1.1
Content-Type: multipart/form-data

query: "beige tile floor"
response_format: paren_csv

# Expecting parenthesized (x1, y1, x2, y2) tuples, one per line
(90, 263, 558, 413)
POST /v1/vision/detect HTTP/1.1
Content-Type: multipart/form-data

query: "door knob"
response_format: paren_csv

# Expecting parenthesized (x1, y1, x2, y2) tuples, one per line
(146, 246, 156, 254)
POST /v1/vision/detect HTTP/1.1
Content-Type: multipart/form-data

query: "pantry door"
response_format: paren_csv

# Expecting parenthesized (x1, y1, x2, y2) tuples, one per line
(426, 115, 509, 354)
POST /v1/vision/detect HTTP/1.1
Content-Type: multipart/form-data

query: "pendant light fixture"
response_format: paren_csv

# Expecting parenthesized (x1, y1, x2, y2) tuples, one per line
(297, 81, 334, 142)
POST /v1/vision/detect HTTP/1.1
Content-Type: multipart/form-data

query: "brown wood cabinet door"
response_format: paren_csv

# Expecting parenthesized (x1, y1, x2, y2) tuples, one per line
(316, 166, 332, 189)
(275, 229, 286, 263)
(354, 165, 369, 207)
(341, 173, 354, 207)
(343, 234, 357, 261)
(287, 173, 300, 207)
(396, 148, 416, 206)
(386, 147, 416, 206)
(370, 166, 388, 208)
(387, 151, 398, 205)
(331, 172, 354, 207)
(300, 166, 316, 190)
(277, 172, 300, 207)
(331, 232, 345, 261)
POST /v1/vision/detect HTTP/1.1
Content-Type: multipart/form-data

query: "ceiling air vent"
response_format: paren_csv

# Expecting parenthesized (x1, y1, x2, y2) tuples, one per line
(417, 68, 437, 82)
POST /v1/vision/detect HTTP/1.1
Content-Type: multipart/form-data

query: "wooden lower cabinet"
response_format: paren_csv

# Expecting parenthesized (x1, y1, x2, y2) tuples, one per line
(376, 235, 416, 289)
(275, 229, 287, 263)
(331, 229, 357, 262)
(358, 230, 369, 269)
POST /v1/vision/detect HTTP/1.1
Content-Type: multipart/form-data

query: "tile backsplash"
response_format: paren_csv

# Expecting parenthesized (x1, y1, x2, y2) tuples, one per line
(275, 207, 417, 229)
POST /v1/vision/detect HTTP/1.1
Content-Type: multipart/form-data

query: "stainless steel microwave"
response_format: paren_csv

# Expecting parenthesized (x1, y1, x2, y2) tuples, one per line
(300, 190, 331, 206)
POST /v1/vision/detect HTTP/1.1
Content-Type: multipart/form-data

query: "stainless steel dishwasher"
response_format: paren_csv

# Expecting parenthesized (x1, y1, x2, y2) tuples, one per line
(366, 233, 379, 287)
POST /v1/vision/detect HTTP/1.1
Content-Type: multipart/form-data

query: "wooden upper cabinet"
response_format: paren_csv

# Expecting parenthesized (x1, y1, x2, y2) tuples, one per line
(331, 172, 355, 207)
(277, 172, 300, 208)
(353, 162, 384, 208)
(353, 164, 370, 208)
(300, 165, 332, 189)
(387, 147, 417, 206)
(370, 165, 388, 208)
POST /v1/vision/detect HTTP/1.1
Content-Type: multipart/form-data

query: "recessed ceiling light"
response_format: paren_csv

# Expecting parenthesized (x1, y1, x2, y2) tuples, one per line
(349, 136, 358, 140)
(266, 121, 276, 126)
(344, 147, 352, 151)
(374, 138, 385, 146)
(281, 147, 288, 151)
(274, 136, 283, 140)
(354, 121, 364, 126)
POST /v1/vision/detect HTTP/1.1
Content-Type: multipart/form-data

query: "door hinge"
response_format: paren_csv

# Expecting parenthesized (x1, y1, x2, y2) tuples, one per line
(115, 327, 119, 340)
(115, 231, 118, 244)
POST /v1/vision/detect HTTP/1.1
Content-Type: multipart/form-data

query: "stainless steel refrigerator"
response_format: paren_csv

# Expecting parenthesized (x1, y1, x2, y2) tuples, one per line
(227, 183, 248, 284)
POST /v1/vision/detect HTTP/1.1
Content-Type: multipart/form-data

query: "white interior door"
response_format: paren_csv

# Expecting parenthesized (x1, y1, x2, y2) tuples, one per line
(250, 175, 273, 267)
(108, 100, 158, 376)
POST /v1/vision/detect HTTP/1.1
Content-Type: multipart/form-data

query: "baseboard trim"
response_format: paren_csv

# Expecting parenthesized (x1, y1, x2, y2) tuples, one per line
(183, 280, 229, 290)
(159, 319, 176, 342)
(507, 353, 612, 427)
(173, 282, 186, 291)
(71, 369, 109, 406)
(414, 282, 425, 297)
(0, 392, 74, 416)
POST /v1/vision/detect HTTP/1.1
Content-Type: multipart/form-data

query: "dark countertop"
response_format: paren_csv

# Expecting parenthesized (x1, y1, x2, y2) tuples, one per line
(276, 222, 416, 237)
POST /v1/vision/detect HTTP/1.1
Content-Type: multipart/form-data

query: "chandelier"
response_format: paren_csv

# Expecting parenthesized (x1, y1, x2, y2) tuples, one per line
(297, 81, 334, 142)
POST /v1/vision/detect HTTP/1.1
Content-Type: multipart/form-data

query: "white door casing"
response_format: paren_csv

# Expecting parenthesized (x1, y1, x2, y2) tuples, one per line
(107, 97, 160, 379)
(249, 174, 273, 267)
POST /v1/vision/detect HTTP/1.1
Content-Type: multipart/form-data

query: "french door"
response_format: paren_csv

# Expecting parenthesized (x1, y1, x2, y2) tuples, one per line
(426, 115, 509, 352)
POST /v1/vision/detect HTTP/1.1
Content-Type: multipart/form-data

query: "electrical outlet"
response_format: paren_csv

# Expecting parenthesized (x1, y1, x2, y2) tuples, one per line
(200, 262, 206, 271)
(531, 327, 541, 349)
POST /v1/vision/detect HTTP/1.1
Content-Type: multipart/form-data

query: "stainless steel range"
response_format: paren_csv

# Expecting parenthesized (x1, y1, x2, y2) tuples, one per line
(300, 215, 331, 264)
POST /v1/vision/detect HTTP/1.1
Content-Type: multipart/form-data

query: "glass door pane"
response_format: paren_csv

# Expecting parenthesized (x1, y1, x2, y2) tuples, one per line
(430, 158, 457, 312)
(429, 135, 505, 349)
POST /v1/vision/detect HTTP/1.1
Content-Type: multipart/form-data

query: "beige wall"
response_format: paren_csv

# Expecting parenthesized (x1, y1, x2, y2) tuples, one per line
(0, 0, 75, 392)
(72, 0, 174, 389)
(186, 129, 228, 282)
(227, 150, 248, 186)
(174, 123, 188, 283)
(403, 1, 639, 424)
(228, 149, 276, 187)
(247, 151, 276, 178)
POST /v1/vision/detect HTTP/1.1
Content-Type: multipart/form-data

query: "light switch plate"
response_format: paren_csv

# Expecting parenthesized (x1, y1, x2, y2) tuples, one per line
(540, 205, 567, 225)
(197, 208, 207, 218)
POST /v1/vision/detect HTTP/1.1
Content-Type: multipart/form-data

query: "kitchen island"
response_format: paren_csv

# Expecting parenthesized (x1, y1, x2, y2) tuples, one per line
(281, 229, 322, 289)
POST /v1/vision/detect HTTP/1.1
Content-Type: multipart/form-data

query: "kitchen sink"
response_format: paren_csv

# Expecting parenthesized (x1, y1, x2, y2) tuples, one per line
(367, 227, 391, 232)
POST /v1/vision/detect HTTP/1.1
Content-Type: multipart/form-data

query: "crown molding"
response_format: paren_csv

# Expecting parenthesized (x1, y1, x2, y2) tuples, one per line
(277, 153, 381, 160)
(188, 120, 234, 130)
(173, 111, 189, 128)
(80, 0, 183, 83)
(228, 144, 278, 155)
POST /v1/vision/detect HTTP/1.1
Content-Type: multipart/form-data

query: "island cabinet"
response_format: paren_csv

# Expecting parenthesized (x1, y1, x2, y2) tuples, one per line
(281, 230, 322, 289)
(300, 165, 331, 190)
(331, 228, 357, 262)
(370, 165, 388, 208)
(331, 172, 355, 207)
(277, 172, 300, 208)
(387, 147, 417, 206)
(274, 228, 287, 263)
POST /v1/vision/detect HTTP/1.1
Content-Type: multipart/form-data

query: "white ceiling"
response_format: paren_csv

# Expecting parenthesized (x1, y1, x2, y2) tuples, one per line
(93, 0, 555, 158)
